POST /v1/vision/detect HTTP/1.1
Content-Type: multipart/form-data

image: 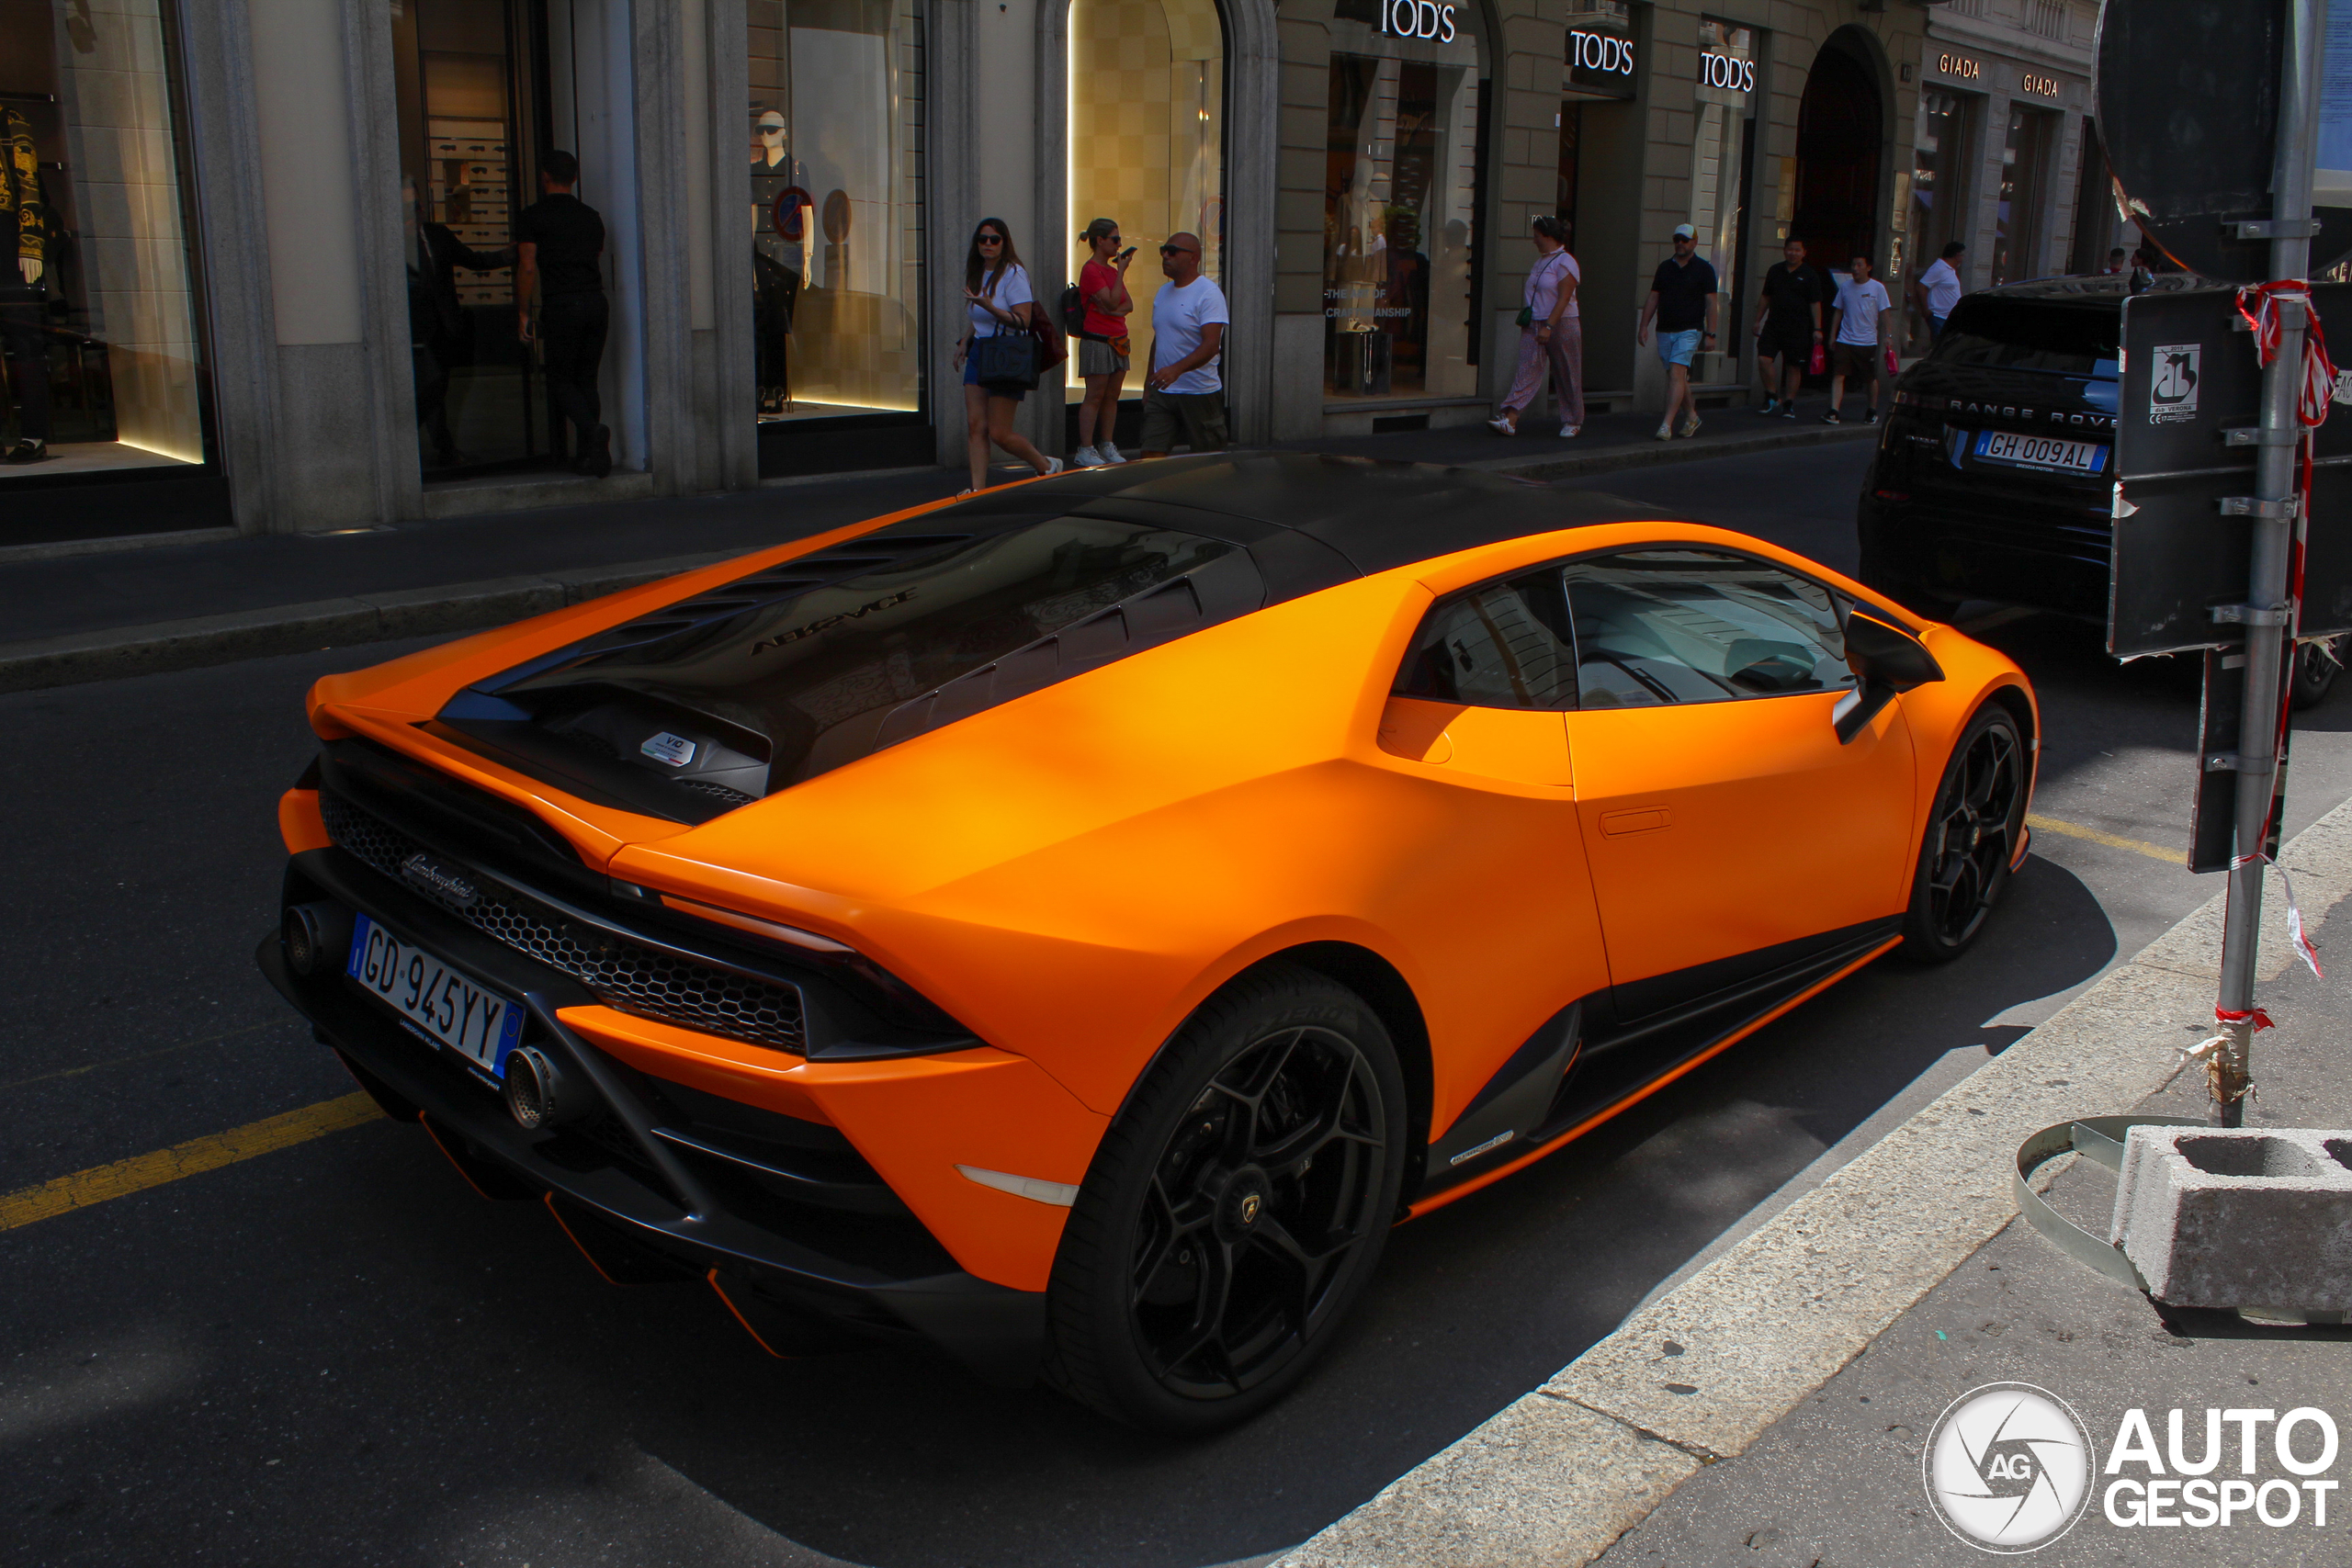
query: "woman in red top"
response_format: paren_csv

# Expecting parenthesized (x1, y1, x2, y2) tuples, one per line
(1072, 217, 1134, 467)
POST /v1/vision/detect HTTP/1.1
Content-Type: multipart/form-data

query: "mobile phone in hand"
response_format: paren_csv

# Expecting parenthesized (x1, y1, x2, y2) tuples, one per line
(1117, 246, 1137, 262)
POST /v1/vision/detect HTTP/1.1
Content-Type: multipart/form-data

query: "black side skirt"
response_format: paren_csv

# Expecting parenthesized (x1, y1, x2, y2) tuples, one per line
(1417, 917, 1902, 1201)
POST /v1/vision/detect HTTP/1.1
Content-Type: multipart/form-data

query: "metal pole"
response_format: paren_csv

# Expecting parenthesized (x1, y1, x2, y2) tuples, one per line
(2213, 0, 2323, 1125)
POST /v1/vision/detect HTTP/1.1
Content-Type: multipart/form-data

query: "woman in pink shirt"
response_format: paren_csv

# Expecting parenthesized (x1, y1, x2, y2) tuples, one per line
(1489, 216, 1584, 438)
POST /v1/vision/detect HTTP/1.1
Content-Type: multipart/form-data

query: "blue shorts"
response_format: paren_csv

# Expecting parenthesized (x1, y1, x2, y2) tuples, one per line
(1657, 328, 1703, 368)
(964, 353, 1027, 403)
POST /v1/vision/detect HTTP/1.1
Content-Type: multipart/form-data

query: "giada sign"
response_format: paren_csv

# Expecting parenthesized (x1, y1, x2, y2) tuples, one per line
(1380, 0, 1457, 41)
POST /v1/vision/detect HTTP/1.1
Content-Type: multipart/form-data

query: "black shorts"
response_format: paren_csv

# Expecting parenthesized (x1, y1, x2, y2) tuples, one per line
(1761, 318, 1814, 364)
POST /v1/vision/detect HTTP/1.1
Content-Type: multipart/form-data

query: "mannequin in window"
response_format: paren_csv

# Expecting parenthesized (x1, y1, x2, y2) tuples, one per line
(750, 108, 807, 414)
(2, 105, 52, 465)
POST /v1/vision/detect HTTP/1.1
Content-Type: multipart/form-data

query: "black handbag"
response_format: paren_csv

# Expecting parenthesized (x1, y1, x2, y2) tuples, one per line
(971, 328, 1040, 389)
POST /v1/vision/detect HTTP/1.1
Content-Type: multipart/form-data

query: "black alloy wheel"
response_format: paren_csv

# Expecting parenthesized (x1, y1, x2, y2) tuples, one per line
(2291, 634, 2346, 711)
(1045, 964, 1407, 1431)
(1902, 705, 2029, 961)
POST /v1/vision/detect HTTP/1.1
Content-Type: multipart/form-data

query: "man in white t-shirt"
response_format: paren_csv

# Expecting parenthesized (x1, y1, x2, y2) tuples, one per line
(1825, 254, 1893, 426)
(1910, 240, 1965, 343)
(1141, 231, 1230, 457)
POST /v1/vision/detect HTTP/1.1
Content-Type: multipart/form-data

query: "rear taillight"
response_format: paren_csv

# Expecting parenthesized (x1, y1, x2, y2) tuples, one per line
(1873, 489, 1910, 502)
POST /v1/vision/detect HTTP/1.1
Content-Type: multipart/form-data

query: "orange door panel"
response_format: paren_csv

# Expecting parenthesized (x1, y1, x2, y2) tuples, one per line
(1565, 691, 1916, 1003)
(1374, 696, 1599, 1141)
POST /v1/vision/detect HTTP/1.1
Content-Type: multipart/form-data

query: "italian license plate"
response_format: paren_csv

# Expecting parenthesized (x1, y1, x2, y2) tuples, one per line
(1973, 430, 2108, 474)
(346, 913, 525, 1076)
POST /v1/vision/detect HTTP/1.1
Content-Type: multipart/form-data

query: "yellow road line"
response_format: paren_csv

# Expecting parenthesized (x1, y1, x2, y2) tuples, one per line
(2025, 812, 2181, 864)
(0, 1092, 382, 1233)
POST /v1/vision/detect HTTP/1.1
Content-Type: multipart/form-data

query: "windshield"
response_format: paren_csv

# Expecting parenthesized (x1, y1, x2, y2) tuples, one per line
(1932, 298, 2120, 379)
(498, 516, 1233, 792)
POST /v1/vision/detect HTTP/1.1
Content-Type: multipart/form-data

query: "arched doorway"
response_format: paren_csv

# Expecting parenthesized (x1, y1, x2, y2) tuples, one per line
(1791, 31, 1883, 272)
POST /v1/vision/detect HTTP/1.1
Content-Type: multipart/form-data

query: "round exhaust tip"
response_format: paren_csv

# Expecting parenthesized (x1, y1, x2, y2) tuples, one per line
(503, 1046, 569, 1131)
(282, 902, 347, 976)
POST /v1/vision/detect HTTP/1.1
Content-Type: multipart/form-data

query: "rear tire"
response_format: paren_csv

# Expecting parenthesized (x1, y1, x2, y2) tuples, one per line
(1042, 963, 1408, 1433)
(1900, 705, 2030, 963)
(2291, 635, 2345, 711)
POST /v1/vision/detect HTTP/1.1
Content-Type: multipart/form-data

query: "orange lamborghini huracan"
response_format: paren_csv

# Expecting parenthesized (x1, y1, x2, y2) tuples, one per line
(260, 455, 2035, 1431)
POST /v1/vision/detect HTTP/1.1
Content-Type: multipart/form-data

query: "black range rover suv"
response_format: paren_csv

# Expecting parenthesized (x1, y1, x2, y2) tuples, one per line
(1856, 276, 2341, 705)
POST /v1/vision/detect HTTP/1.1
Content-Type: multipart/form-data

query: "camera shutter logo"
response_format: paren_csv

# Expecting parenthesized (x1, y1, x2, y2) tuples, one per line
(1923, 1382, 2096, 1552)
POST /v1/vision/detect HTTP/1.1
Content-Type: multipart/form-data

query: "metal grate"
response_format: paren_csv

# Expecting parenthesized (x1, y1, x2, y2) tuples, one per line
(320, 790, 806, 1053)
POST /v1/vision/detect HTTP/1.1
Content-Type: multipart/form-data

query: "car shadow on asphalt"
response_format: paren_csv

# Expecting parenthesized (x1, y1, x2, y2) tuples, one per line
(584, 864, 2120, 1568)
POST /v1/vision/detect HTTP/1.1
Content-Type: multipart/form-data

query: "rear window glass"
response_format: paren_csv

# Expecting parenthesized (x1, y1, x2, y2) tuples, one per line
(1932, 298, 2120, 378)
(508, 517, 1231, 784)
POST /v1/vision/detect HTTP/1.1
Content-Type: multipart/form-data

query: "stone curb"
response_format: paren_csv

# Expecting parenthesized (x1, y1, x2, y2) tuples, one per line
(0, 551, 733, 695)
(1272, 799, 2352, 1568)
(1454, 418, 1877, 484)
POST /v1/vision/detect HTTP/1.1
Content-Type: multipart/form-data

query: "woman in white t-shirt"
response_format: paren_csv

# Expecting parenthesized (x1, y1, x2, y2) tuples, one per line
(953, 218, 1063, 494)
(1487, 216, 1584, 438)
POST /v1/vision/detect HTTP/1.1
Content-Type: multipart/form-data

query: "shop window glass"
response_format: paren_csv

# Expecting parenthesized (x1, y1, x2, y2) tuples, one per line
(1067, 0, 1225, 393)
(1690, 20, 1755, 360)
(1989, 102, 2054, 288)
(749, 0, 926, 423)
(392, 0, 581, 477)
(0, 0, 209, 475)
(1911, 88, 1975, 270)
(1324, 1, 1483, 401)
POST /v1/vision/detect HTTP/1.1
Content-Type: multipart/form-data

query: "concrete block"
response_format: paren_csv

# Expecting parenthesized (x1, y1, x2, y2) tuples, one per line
(2110, 1125, 2352, 1310)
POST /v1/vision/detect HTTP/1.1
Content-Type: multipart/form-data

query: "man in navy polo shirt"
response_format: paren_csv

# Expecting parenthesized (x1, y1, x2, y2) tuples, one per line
(1636, 223, 1718, 441)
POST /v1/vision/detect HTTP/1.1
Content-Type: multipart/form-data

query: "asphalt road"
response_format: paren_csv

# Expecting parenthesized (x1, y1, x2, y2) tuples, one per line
(7, 440, 2349, 1568)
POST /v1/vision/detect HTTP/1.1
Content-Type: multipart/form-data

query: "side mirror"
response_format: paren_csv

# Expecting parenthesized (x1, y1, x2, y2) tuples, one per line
(1834, 610, 1945, 742)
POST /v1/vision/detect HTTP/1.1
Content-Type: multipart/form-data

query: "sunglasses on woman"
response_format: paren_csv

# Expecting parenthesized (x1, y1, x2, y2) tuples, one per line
(978, 233, 1004, 245)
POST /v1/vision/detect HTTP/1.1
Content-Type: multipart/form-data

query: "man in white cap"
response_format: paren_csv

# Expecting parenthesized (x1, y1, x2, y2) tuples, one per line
(1636, 222, 1719, 440)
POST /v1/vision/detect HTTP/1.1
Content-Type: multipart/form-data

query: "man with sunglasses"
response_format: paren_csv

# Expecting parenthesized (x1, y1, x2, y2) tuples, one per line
(1635, 222, 1718, 441)
(1140, 232, 1228, 457)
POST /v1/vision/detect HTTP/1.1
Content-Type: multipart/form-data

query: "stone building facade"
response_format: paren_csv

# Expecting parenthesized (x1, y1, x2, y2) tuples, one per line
(0, 0, 1962, 550)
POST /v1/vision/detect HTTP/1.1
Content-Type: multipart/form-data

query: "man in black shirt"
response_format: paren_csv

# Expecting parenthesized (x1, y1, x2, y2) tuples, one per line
(515, 150, 611, 477)
(1635, 223, 1718, 440)
(1751, 236, 1824, 420)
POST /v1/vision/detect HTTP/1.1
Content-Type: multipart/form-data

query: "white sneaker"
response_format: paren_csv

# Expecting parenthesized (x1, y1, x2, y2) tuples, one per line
(1560, 423, 1579, 438)
(1072, 445, 1106, 468)
(1656, 420, 1674, 441)
(1099, 442, 1126, 464)
(1678, 413, 1702, 438)
(1042, 457, 1066, 477)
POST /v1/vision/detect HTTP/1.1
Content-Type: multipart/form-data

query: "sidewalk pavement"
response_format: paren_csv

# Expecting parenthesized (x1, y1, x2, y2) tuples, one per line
(1272, 800, 2352, 1567)
(0, 402, 1871, 693)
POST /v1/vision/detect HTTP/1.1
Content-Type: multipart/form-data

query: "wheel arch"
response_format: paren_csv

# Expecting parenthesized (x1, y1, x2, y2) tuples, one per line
(1272, 942, 1436, 1198)
(1983, 681, 2041, 817)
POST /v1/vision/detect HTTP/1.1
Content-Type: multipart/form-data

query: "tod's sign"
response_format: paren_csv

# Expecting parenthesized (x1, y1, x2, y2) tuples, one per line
(1568, 28, 1635, 96)
(1380, 0, 1459, 41)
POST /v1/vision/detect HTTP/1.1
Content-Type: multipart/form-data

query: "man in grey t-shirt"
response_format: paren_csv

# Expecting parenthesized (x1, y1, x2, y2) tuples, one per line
(1141, 232, 1230, 457)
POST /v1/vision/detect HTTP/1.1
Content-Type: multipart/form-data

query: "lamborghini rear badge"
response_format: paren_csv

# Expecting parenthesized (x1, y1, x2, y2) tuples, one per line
(640, 731, 696, 767)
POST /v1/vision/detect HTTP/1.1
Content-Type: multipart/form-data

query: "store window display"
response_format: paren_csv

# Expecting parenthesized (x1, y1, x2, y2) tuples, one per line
(748, 0, 926, 423)
(0, 0, 209, 476)
(1324, 0, 1484, 401)
(1067, 0, 1226, 398)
